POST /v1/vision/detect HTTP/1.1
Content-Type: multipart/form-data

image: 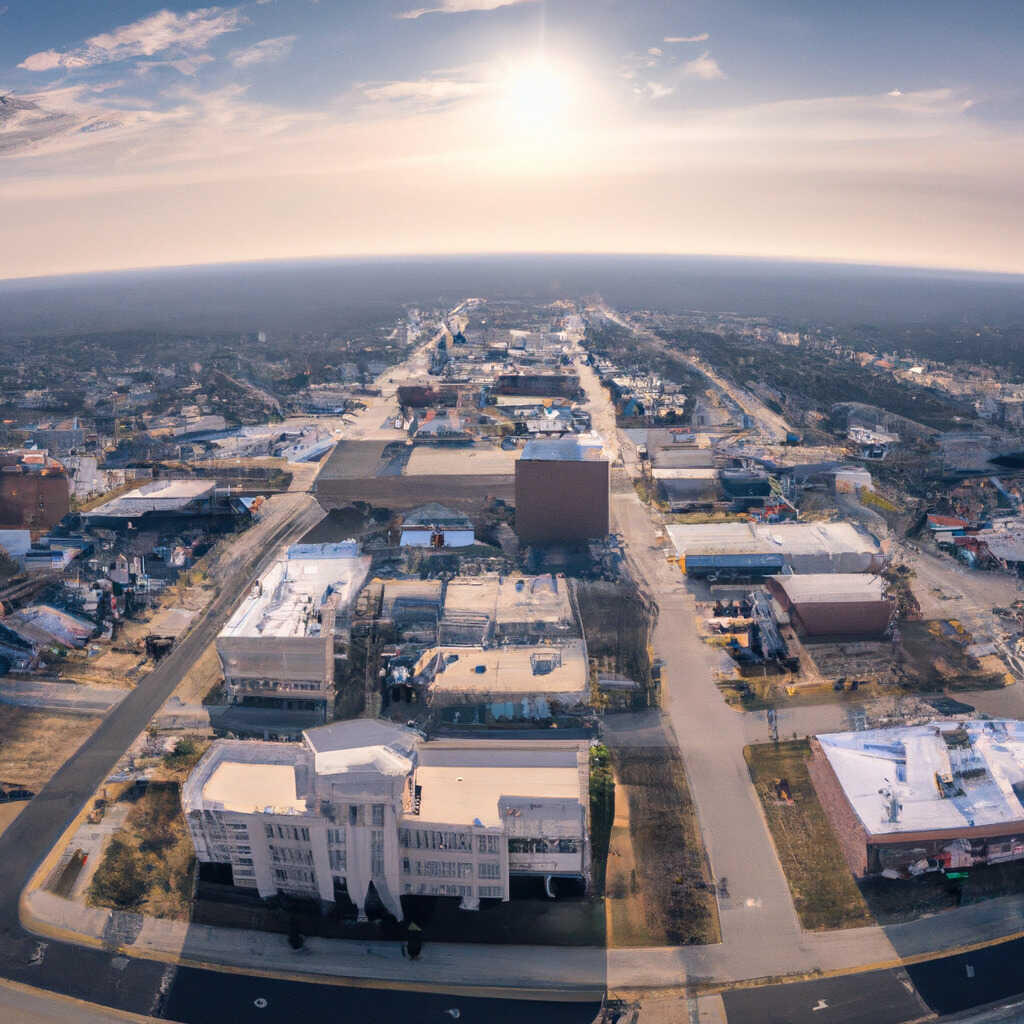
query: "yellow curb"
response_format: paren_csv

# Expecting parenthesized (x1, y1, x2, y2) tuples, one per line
(0, 976, 165, 1023)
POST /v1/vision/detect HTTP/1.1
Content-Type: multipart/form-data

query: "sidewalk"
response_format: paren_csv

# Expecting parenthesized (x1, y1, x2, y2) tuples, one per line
(22, 886, 1024, 995)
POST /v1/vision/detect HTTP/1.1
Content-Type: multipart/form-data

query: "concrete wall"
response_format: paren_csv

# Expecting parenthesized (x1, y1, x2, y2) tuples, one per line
(514, 460, 609, 545)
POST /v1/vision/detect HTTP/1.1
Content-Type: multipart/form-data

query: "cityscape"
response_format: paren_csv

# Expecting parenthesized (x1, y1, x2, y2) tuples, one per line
(2, 2, 1024, 1024)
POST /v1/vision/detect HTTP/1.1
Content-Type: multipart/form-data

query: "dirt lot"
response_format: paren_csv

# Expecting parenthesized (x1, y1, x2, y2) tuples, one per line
(899, 620, 1009, 691)
(576, 580, 656, 699)
(605, 718, 720, 946)
(0, 707, 103, 791)
(744, 740, 873, 931)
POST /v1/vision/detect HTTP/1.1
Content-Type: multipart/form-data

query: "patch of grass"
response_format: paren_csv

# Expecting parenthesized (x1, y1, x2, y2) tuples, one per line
(88, 782, 195, 919)
(589, 744, 614, 895)
(0, 707, 103, 791)
(744, 741, 873, 931)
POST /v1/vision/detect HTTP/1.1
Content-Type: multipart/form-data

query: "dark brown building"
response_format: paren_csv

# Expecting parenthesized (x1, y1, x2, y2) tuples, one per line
(0, 455, 70, 531)
(514, 440, 609, 545)
(766, 573, 891, 639)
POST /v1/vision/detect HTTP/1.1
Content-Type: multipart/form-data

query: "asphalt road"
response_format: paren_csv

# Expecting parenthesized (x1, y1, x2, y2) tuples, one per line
(0, 493, 322, 1015)
(162, 967, 601, 1024)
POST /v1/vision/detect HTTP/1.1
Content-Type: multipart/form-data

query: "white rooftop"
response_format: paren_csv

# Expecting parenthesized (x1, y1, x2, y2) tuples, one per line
(87, 478, 217, 517)
(817, 720, 1024, 837)
(303, 719, 418, 777)
(667, 521, 879, 560)
(443, 574, 575, 626)
(220, 541, 369, 639)
(520, 436, 606, 462)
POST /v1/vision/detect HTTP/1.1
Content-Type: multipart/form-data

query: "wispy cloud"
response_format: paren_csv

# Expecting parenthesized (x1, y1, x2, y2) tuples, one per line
(396, 0, 537, 19)
(359, 73, 489, 110)
(684, 51, 725, 80)
(664, 33, 709, 44)
(229, 35, 296, 68)
(18, 6, 246, 71)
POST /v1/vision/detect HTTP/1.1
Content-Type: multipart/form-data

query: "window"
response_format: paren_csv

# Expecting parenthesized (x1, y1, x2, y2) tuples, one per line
(349, 805, 359, 826)
(329, 849, 347, 872)
(265, 824, 274, 839)
(274, 868, 288, 882)
(477, 834, 499, 855)
(479, 861, 501, 879)
(479, 886, 503, 899)
(371, 829, 385, 876)
(236, 857, 253, 866)
(328, 828, 346, 845)
(398, 828, 411, 848)
(458, 862, 474, 879)
(402, 857, 411, 874)
(372, 804, 385, 827)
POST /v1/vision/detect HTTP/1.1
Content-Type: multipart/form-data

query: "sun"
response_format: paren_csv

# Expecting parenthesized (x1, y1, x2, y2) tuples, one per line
(499, 58, 577, 131)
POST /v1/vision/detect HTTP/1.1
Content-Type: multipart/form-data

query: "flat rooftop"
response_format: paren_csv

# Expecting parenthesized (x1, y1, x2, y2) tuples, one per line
(221, 542, 370, 639)
(520, 437, 606, 462)
(405, 446, 518, 477)
(667, 521, 879, 559)
(424, 639, 588, 696)
(416, 743, 584, 826)
(772, 573, 886, 604)
(203, 761, 306, 815)
(817, 720, 1024, 837)
(443, 574, 575, 626)
(86, 478, 217, 517)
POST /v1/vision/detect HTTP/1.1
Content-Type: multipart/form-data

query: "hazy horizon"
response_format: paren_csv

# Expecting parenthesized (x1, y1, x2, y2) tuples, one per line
(2, 1, 1022, 278)
(2, 253, 1022, 336)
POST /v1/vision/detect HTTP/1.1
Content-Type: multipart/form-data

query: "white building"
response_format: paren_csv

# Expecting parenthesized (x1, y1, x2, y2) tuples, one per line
(216, 542, 371, 722)
(182, 720, 590, 918)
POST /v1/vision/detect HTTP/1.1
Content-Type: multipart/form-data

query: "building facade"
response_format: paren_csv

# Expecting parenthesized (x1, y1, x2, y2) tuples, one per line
(183, 721, 590, 918)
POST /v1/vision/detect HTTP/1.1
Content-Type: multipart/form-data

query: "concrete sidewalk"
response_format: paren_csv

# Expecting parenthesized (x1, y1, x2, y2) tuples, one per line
(22, 886, 1024, 995)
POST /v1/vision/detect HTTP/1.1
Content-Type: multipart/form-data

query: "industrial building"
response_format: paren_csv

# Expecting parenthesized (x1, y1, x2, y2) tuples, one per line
(0, 451, 70, 531)
(398, 504, 475, 548)
(216, 542, 371, 725)
(414, 639, 589, 721)
(667, 521, 883, 577)
(810, 721, 1024, 877)
(83, 479, 244, 528)
(182, 720, 589, 919)
(440, 573, 579, 646)
(767, 573, 893, 638)
(514, 438, 609, 545)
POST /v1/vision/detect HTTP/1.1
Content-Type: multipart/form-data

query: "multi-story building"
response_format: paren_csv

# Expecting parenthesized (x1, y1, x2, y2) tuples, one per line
(514, 438, 609, 546)
(182, 720, 590, 919)
(216, 542, 371, 723)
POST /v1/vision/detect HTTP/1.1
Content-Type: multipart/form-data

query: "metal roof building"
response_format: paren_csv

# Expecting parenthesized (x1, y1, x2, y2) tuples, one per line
(667, 521, 883, 574)
(767, 573, 892, 638)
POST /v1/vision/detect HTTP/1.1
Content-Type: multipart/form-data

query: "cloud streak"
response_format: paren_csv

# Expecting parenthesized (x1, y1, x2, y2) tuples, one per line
(396, 0, 537, 19)
(229, 35, 296, 68)
(19, 6, 246, 71)
(664, 33, 709, 43)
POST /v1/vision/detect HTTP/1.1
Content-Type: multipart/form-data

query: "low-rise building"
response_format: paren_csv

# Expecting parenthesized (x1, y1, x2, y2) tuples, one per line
(182, 721, 590, 918)
(414, 639, 589, 721)
(767, 573, 892, 638)
(216, 542, 371, 723)
(810, 720, 1024, 877)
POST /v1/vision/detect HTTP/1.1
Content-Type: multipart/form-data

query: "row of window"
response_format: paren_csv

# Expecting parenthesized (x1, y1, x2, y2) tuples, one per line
(273, 867, 315, 886)
(264, 824, 311, 842)
(270, 845, 314, 866)
(229, 679, 324, 692)
(398, 828, 476, 852)
(508, 837, 579, 854)
(400, 858, 502, 880)
(403, 883, 473, 898)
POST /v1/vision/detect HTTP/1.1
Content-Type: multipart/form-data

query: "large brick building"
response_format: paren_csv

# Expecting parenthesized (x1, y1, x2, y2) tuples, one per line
(514, 438, 609, 546)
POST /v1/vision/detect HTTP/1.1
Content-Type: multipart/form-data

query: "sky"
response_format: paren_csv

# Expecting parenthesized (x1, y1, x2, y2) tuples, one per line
(0, 0, 1022, 279)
